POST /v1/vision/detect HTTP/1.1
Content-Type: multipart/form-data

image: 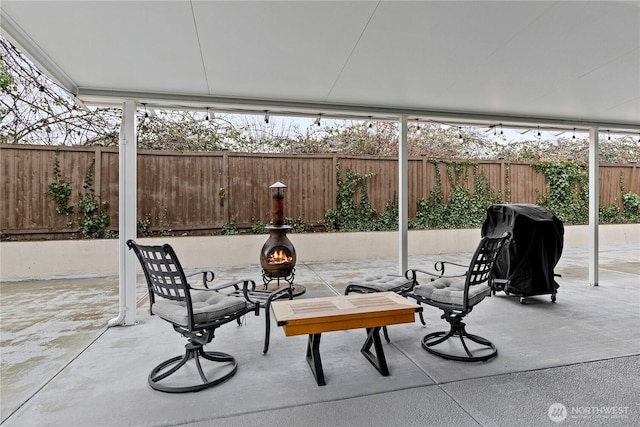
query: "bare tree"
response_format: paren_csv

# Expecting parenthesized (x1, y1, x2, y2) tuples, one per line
(0, 36, 120, 145)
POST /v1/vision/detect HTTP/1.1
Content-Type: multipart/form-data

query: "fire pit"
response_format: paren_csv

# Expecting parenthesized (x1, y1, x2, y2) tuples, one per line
(258, 182, 305, 296)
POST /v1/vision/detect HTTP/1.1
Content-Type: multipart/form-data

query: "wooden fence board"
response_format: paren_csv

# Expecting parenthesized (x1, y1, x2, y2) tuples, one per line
(1, 144, 638, 237)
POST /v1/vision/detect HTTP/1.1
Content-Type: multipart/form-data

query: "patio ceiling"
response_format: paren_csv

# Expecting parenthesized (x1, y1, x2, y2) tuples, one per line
(1, 0, 639, 133)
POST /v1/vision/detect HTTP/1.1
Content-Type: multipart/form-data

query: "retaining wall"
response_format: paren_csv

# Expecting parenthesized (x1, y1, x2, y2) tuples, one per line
(1, 224, 638, 281)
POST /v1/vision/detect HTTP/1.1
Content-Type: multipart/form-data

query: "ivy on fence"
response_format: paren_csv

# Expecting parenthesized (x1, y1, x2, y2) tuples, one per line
(47, 153, 113, 238)
(47, 150, 73, 219)
(321, 160, 639, 232)
(323, 162, 398, 231)
(45, 156, 640, 239)
(534, 161, 640, 225)
(412, 160, 504, 229)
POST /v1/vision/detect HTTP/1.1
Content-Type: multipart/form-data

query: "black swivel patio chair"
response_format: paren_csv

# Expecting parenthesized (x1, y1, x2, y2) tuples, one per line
(405, 232, 510, 362)
(127, 240, 260, 393)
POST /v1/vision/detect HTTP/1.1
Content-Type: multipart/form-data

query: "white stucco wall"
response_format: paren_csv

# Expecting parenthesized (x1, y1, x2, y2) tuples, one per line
(1, 224, 637, 281)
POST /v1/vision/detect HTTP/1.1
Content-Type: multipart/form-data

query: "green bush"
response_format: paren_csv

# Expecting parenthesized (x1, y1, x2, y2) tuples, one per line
(218, 222, 239, 235)
(622, 192, 640, 222)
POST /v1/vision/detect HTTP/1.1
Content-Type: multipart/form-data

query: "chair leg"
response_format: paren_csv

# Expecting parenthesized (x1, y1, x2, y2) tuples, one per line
(262, 286, 292, 354)
(417, 309, 426, 326)
(421, 313, 497, 362)
(149, 342, 238, 393)
(263, 305, 271, 354)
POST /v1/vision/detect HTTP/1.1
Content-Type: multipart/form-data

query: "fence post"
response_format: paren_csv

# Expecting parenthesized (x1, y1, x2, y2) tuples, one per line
(94, 146, 102, 198)
(331, 154, 338, 210)
(500, 159, 505, 197)
(222, 150, 229, 224)
(422, 157, 428, 199)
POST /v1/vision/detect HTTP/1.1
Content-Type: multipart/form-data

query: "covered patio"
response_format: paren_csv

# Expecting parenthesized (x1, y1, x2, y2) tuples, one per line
(2, 0, 639, 326)
(1, 242, 638, 426)
(1, 1, 639, 425)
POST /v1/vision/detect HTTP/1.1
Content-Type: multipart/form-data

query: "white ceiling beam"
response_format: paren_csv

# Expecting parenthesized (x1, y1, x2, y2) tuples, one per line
(77, 88, 640, 133)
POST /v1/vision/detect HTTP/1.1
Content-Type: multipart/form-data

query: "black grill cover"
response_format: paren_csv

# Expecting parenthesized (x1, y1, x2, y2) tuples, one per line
(481, 204, 564, 295)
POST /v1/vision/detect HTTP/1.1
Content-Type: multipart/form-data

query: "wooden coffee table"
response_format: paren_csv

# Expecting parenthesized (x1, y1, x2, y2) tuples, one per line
(271, 292, 422, 386)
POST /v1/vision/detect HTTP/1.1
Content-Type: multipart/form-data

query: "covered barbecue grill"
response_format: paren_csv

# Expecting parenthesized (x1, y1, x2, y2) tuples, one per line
(481, 204, 564, 304)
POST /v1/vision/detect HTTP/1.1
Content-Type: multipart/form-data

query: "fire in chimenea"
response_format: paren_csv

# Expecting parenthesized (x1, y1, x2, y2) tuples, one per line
(268, 248, 292, 265)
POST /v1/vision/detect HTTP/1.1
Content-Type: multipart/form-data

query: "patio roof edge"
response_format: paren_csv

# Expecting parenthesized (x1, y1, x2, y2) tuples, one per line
(77, 88, 640, 133)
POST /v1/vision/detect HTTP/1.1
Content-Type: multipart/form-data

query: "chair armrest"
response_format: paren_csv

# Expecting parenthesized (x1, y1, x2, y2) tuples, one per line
(208, 278, 252, 292)
(433, 261, 468, 276)
(186, 271, 215, 289)
(405, 261, 468, 282)
(209, 279, 261, 309)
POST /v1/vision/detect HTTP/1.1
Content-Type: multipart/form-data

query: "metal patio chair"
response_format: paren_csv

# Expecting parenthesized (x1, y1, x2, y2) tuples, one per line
(127, 240, 259, 393)
(202, 271, 293, 355)
(345, 274, 426, 342)
(405, 232, 510, 362)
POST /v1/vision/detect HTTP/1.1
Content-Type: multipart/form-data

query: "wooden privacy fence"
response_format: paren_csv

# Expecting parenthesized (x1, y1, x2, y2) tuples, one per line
(1, 144, 638, 238)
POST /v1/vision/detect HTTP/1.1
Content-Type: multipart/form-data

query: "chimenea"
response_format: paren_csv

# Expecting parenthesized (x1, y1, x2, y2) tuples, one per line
(259, 182, 304, 295)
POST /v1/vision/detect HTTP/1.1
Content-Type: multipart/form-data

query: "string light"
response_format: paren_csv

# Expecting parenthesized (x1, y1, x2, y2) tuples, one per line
(607, 130, 611, 141)
(415, 118, 421, 133)
(572, 128, 576, 140)
(314, 113, 322, 127)
(264, 110, 269, 124)
(368, 116, 373, 129)
(205, 107, 210, 121)
(537, 125, 541, 137)
(458, 127, 463, 143)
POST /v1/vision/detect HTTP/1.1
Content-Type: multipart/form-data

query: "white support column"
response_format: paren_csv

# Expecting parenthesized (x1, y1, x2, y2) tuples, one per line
(588, 127, 599, 286)
(398, 115, 408, 275)
(109, 100, 138, 326)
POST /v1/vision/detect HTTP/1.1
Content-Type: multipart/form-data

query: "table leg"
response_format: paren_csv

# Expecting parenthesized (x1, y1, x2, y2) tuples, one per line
(361, 327, 389, 376)
(306, 333, 325, 386)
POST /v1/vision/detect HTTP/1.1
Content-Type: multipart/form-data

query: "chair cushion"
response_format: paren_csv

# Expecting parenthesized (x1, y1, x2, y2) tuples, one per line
(347, 274, 413, 292)
(413, 278, 490, 307)
(152, 290, 249, 326)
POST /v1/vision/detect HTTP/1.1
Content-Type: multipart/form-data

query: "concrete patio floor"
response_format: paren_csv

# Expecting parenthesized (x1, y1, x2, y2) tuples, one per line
(1, 243, 638, 426)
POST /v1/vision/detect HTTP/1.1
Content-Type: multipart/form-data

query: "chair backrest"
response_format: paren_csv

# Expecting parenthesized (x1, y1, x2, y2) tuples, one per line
(126, 240, 192, 310)
(463, 232, 510, 307)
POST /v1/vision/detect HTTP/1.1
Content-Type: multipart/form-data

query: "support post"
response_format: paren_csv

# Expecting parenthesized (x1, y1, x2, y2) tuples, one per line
(588, 128, 599, 286)
(109, 99, 138, 326)
(398, 115, 408, 275)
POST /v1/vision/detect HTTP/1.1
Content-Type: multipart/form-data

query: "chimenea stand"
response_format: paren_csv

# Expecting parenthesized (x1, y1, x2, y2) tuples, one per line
(258, 182, 305, 296)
